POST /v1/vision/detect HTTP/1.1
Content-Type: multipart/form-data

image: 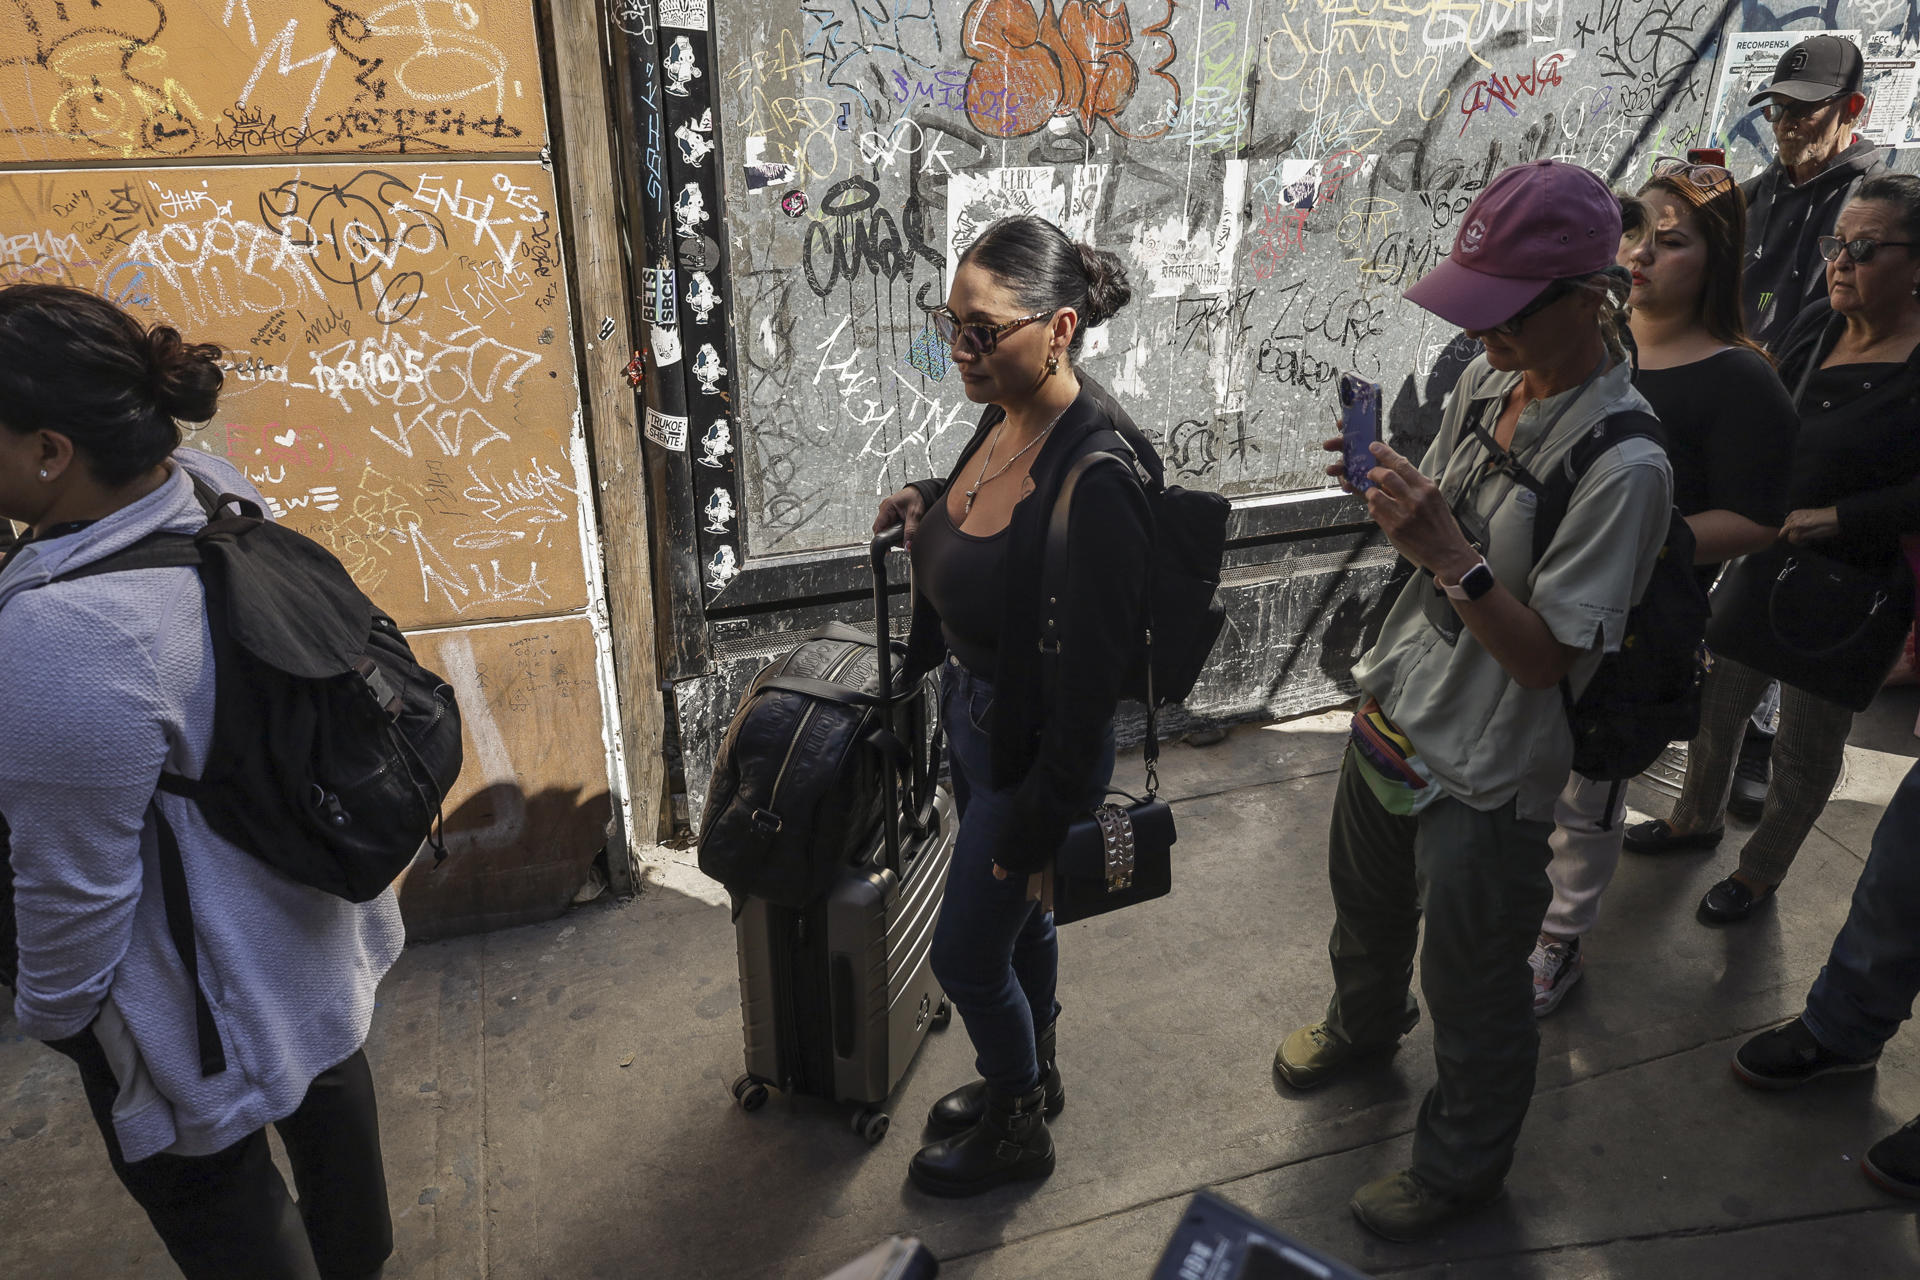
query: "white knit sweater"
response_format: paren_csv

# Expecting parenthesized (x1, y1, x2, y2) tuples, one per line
(0, 452, 404, 1161)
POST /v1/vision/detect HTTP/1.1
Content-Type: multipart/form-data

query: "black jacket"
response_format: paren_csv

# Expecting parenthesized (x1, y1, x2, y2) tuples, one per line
(1742, 138, 1889, 351)
(1773, 299, 1920, 572)
(905, 373, 1159, 873)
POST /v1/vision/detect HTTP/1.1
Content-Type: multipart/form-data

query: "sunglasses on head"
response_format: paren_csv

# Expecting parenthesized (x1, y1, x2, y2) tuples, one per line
(1490, 279, 1577, 336)
(931, 307, 1056, 355)
(1649, 154, 1733, 192)
(1762, 94, 1846, 123)
(1818, 235, 1919, 264)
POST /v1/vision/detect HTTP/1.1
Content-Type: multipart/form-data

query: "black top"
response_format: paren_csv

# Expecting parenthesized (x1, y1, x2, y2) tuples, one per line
(1775, 302, 1920, 572)
(1633, 347, 1797, 527)
(903, 373, 1160, 873)
(910, 494, 1007, 677)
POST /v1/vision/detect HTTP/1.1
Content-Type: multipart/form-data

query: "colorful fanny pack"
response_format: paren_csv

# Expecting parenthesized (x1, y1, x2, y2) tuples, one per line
(1349, 696, 1442, 815)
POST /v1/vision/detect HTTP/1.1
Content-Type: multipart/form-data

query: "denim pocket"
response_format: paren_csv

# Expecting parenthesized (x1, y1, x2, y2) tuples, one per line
(965, 684, 994, 734)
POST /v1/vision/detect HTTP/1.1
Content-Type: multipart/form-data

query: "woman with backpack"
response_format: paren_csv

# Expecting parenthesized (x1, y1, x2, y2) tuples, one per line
(1529, 156, 1800, 1014)
(871, 216, 1158, 1197)
(1625, 173, 1920, 926)
(0, 285, 400, 1280)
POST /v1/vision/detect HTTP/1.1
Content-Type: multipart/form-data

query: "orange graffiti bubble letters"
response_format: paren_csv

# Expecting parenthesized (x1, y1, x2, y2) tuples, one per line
(960, 0, 1180, 139)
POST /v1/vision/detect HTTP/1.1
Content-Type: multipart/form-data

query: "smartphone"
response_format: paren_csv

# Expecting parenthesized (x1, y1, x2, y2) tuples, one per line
(1338, 373, 1381, 491)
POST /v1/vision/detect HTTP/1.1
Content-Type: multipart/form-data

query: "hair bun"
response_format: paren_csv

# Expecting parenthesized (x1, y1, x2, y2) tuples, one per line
(1075, 243, 1134, 328)
(145, 324, 224, 423)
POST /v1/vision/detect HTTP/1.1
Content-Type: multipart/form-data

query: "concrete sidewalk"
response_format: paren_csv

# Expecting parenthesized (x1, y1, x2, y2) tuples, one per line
(7, 695, 1920, 1278)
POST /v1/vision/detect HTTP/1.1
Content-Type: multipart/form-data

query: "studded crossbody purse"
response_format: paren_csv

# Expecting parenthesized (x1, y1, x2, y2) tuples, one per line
(1041, 450, 1177, 926)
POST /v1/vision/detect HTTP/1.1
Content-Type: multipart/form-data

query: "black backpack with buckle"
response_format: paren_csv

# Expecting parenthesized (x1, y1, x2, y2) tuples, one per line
(0, 476, 463, 1077)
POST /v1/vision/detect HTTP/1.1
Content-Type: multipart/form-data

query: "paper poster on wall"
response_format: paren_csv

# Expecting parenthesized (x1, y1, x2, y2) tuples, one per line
(945, 166, 1108, 282)
(1860, 33, 1920, 147)
(659, 0, 709, 29)
(1130, 160, 1248, 298)
(645, 408, 689, 451)
(651, 323, 683, 367)
(1709, 31, 1860, 166)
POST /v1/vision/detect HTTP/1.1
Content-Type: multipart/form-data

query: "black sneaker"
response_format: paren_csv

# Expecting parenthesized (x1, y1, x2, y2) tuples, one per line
(1732, 1017, 1879, 1090)
(1729, 727, 1772, 822)
(1865, 1115, 1920, 1199)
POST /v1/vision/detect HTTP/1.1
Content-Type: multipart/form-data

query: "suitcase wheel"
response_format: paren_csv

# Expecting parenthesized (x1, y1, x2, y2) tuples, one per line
(931, 999, 951, 1032)
(731, 1074, 770, 1113)
(851, 1106, 890, 1145)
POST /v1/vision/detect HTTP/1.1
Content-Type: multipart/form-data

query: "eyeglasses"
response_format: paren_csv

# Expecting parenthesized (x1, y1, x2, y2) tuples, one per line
(1817, 235, 1919, 264)
(1490, 279, 1576, 336)
(1649, 154, 1733, 191)
(931, 307, 1055, 356)
(1761, 94, 1845, 123)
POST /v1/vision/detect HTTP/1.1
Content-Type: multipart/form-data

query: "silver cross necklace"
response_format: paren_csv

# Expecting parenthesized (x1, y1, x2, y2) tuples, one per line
(963, 411, 1064, 515)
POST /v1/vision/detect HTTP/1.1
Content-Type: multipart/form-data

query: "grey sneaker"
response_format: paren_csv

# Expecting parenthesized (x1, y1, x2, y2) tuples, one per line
(1529, 934, 1584, 1018)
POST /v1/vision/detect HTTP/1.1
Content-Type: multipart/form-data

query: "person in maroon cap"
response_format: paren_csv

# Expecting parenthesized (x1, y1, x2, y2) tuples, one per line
(1273, 160, 1674, 1241)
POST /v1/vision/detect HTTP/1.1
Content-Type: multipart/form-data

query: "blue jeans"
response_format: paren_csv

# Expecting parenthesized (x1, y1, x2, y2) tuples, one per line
(931, 657, 1115, 1095)
(1803, 757, 1920, 1061)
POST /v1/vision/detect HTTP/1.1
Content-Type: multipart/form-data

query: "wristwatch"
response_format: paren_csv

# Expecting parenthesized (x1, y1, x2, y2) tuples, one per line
(1440, 557, 1496, 602)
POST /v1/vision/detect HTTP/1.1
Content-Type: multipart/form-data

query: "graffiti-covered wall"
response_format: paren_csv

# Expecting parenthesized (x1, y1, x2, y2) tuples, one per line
(628, 1, 1919, 825)
(0, 1, 622, 935)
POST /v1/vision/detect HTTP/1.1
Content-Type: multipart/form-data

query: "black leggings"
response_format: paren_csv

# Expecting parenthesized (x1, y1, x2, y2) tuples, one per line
(55, 1032, 392, 1280)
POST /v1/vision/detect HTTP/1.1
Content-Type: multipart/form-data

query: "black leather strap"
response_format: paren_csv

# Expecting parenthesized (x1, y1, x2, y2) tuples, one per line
(756, 674, 887, 706)
(152, 807, 227, 1077)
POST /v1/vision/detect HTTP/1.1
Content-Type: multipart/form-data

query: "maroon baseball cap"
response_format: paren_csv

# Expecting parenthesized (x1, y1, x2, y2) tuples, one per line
(1403, 159, 1622, 331)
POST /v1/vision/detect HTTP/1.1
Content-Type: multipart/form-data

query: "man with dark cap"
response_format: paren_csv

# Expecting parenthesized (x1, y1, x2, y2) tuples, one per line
(1734, 33, 1887, 814)
(1743, 33, 1890, 350)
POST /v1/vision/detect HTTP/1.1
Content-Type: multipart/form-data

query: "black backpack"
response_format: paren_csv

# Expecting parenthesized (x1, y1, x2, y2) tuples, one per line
(1053, 433, 1230, 705)
(1486, 410, 1711, 781)
(698, 623, 939, 913)
(0, 478, 463, 1061)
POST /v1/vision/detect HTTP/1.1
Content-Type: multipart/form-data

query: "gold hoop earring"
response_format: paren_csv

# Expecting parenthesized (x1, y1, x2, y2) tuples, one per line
(1046, 354, 1059, 376)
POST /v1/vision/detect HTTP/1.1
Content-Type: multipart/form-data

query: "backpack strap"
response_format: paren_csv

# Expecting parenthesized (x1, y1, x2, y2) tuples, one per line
(1528, 410, 1665, 566)
(152, 807, 227, 1077)
(53, 533, 202, 582)
(1041, 449, 1161, 794)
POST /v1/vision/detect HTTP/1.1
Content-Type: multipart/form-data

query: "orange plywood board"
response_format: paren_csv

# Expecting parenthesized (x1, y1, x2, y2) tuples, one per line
(0, 161, 587, 629)
(0, 0, 547, 162)
(401, 615, 614, 939)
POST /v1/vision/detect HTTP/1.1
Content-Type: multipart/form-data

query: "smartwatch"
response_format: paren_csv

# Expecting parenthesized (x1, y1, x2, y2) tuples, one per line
(1440, 557, 1496, 602)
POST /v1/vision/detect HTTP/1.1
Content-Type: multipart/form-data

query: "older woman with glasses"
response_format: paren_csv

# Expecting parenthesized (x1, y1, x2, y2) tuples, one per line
(871, 215, 1159, 1197)
(1528, 155, 1799, 1013)
(1631, 173, 1920, 924)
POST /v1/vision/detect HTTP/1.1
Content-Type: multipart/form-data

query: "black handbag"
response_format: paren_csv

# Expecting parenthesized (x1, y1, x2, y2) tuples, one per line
(1042, 451, 1177, 926)
(1705, 543, 1914, 712)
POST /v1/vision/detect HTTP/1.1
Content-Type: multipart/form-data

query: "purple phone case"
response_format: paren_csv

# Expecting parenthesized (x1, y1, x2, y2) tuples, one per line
(1339, 374, 1381, 491)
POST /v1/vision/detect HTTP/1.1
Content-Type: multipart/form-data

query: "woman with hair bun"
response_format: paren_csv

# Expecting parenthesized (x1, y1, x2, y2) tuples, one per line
(0, 284, 399, 1279)
(873, 215, 1159, 1196)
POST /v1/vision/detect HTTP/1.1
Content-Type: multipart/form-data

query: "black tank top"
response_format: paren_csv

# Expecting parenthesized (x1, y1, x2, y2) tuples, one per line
(911, 496, 1007, 676)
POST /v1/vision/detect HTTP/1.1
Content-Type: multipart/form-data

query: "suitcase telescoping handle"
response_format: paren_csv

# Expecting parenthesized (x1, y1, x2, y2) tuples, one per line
(872, 524, 905, 875)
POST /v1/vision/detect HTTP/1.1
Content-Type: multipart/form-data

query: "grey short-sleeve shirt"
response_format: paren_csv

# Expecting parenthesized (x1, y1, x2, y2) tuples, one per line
(1351, 356, 1673, 820)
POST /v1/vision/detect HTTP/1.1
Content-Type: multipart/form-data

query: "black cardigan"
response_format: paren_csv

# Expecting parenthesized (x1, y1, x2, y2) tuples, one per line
(904, 373, 1160, 873)
(1774, 301, 1920, 572)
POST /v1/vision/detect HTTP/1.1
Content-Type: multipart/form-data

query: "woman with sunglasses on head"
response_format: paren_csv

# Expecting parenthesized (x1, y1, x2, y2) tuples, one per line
(871, 216, 1156, 1197)
(1528, 155, 1799, 1014)
(1630, 173, 1920, 925)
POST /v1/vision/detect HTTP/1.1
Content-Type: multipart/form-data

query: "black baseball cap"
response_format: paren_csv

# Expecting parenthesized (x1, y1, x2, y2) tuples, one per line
(1747, 34, 1864, 106)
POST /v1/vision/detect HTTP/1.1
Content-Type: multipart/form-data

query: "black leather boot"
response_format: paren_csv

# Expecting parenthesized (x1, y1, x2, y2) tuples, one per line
(909, 1082, 1054, 1197)
(926, 1022, 1063, 1135)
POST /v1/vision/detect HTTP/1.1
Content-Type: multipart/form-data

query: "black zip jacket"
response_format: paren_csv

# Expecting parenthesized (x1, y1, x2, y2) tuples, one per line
(904, 373, 1159, 874)
(1773, 299, 1920, 572)
(1742, 138, 1889, 351)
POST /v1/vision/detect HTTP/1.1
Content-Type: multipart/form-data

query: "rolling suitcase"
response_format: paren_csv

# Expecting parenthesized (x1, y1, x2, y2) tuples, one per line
(727, 527, 955, 1143)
